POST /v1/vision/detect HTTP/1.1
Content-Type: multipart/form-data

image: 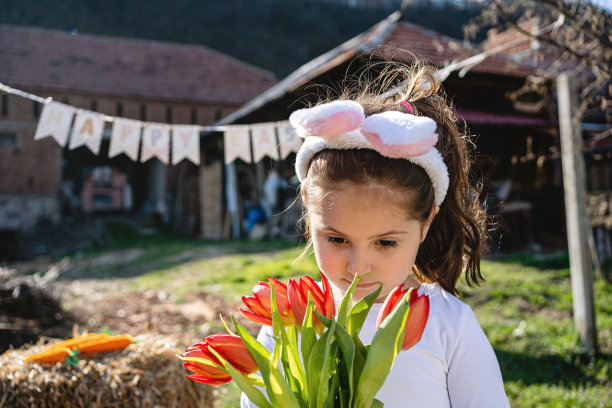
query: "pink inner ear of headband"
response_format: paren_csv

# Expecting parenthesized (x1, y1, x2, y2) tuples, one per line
(397, 100, 414, 115)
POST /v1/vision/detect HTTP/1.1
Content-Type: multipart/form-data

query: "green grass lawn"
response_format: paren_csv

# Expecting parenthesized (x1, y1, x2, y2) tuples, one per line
(59, 225, 611, 407)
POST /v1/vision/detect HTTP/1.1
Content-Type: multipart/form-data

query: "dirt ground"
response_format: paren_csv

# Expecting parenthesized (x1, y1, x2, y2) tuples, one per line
(1, 246, 259, 354)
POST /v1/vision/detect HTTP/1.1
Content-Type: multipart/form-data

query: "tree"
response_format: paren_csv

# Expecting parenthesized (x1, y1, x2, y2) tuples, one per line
(464, 0, 611, 123)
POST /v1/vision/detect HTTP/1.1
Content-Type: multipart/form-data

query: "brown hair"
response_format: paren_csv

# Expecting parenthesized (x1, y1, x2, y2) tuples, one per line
(299, 62, 488, 296)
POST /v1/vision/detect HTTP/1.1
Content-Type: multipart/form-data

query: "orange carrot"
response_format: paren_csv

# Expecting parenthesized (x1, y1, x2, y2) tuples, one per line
(78, 334, 133, 355)
(25, 347, 72, 363)
(46, 333, 109, 351)
(25, 333, 133, 363)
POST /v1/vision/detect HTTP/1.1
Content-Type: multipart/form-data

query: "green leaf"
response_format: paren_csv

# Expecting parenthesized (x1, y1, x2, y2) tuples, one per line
(231, 316, 300, 408)
(318, 314, 356, 407)
(208, 347, 272, 408)
(346, 283, 382, 338)
(336, 273, 362, 328)
(307, 331, 328, 408)
(269, 285, 303, 407)
(317, 320, 338, 408)
(300, 293, 316, 379)
(372, 398, 385, 408)
(353, 292, 411, 408)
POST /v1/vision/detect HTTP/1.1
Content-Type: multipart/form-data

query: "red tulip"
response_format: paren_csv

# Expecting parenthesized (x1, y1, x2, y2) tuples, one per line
(181, 334, 258, 385)
(240, 276, 297, 326)
(287, 272, 335, 333)
(376, 284, 429, 350)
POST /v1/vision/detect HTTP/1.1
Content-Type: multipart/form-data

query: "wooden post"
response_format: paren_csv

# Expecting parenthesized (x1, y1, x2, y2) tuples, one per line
(557, 73, 597, 356)
(225, 162, 241, 239)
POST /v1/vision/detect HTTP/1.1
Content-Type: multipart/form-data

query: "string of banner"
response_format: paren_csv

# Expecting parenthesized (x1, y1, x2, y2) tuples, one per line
(0, 82, 303, 166)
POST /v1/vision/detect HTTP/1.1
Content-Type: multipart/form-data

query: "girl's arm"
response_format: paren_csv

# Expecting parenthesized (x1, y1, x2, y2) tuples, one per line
(447, 305, 510, 408)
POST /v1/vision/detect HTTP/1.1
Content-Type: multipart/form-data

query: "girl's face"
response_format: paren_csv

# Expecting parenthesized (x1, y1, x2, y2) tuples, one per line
(308, 182, 433, 303)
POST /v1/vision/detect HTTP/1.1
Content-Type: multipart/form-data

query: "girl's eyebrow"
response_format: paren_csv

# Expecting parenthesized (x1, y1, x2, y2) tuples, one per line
(321, 226, 407, 240)
(368, 230, 408, 239)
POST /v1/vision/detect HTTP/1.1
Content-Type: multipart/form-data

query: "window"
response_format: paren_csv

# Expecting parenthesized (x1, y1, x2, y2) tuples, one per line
(1, 95, 7, 117)
(0, 132, 17, 148)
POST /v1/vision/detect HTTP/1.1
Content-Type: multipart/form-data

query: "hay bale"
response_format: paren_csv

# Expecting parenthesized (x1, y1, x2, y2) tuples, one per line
(0, 335, 214, 408)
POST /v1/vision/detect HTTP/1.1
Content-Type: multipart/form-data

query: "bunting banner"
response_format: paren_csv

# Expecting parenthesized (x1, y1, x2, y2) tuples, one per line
(109, 118, 142, 161)
(172, 125, 201, 165)
(224, 125, 251, 164)
(277, 121, 303, 159)
(250, 122, 279, 162)
(69, 110, 106, 154)
(141, 123, 170, 164)
(34, 101, 76, 147)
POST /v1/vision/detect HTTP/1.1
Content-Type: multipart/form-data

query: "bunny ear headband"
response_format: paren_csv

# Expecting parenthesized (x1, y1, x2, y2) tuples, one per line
(290, 100, 449, 206)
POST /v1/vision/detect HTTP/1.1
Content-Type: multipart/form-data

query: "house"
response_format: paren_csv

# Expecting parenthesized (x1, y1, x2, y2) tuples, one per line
(0, 24, 277, 255)
(212, 11, 570, 249)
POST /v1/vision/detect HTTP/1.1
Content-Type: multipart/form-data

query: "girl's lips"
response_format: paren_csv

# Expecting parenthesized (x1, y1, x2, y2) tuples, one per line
(343, 278, 379, 289)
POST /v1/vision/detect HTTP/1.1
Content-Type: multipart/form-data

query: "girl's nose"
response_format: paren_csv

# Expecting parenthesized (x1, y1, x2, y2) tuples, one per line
(347, 249, 371, 277)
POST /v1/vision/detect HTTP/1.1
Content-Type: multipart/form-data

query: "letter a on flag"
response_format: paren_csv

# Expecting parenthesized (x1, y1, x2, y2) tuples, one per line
(69, 110, 105, 155)
(109, 118, 142, 161)
(34, 101, 76, 147)
(251, 123, 278, 162)
(141, 123, 170, 164)
(171, 125, 200, 165)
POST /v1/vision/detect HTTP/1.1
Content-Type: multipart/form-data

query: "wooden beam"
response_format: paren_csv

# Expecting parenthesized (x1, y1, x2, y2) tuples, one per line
(557, 73, 597, 356)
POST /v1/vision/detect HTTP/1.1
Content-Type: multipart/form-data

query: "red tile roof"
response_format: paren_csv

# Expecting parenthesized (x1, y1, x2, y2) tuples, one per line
(0, 25, 277, 105)
(376, 22, 536, 77)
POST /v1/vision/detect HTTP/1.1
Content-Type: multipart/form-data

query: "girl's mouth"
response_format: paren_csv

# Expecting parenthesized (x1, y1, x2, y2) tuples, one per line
(343, 278, 379, 289)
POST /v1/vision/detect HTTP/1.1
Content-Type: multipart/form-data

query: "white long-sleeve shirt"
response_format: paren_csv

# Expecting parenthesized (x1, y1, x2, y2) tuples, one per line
(241, 282, 510, 408)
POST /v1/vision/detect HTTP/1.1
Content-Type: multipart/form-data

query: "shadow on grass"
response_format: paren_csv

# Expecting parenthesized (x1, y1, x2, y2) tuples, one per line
(56, 222, 305, 281)
(496, 348, 609, 386)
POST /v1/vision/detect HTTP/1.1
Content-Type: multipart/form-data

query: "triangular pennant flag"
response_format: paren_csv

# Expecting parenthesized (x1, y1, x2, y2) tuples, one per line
(141, 123, 170, 164)
(276, 121, 303, 159)
(171, 125, 201, 165)
(251, 122, 279, 162)
(109, 118, 142, 161)
(34, 101, 76, 147)
(69, 110, 105, 155)
(224, 125, 251, 164)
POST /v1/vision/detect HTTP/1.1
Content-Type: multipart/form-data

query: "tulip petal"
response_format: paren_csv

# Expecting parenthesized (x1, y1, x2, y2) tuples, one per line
(319, 272, 336, 318)
(239, 308, 273, 326)
(242, 295, 270, 317)
(401, 293, 430, 350)
(187, 373, 232, 385)
(287, 279, 307, 328)
(376, 285, 406, 329)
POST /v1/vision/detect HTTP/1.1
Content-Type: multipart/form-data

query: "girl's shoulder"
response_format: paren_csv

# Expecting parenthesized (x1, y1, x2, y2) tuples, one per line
(417, 282, 475, 325)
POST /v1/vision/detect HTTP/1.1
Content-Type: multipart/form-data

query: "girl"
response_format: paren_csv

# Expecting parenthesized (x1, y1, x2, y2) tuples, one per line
(242, 63, 510, 407)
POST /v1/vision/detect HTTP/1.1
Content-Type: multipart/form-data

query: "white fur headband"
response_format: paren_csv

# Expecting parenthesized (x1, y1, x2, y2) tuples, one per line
(291, 100, 449, 206)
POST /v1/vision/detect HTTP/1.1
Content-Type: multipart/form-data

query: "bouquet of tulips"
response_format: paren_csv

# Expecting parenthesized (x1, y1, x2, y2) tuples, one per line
(178, 272, 429, 408)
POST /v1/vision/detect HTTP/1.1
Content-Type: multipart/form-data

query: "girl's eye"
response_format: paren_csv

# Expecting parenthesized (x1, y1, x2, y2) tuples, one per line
(327, 236, 346, 245)
(379, 240, 398, 248)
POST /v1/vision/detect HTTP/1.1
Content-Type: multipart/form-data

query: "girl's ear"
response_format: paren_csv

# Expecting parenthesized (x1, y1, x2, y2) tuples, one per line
(420, 205, 439, 243)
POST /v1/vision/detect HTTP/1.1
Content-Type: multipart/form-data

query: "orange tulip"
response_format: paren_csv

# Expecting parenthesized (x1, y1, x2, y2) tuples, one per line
(240, 276, 297, 326)
(376, 284, 429, 350)
(181, 334, 258, 385)
(287, 272, 335, 333)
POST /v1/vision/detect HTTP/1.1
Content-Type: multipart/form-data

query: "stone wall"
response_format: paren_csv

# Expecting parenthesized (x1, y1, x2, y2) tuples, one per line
(0, 194, 60, 232)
